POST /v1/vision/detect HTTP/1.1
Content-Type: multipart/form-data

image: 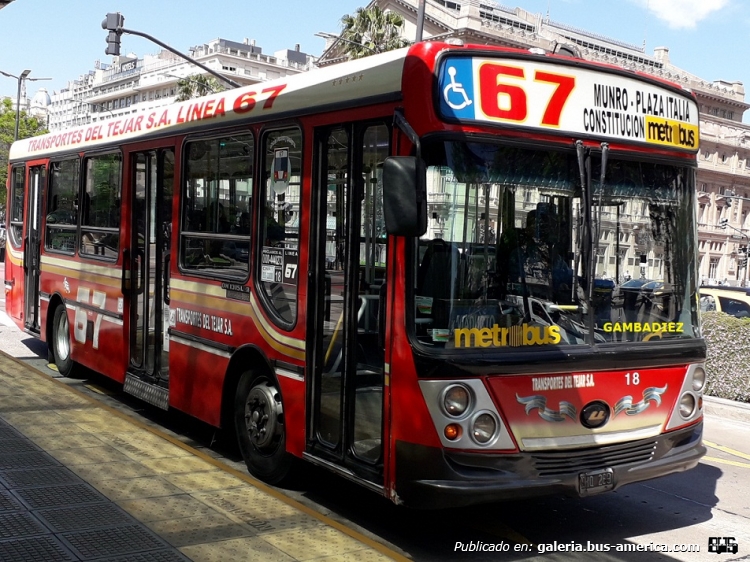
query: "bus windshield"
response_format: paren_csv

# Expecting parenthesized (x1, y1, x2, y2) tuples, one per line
(413, 140, 699, 350)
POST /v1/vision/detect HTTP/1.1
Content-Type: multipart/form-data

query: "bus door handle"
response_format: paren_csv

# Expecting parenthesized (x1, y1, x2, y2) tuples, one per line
(135, 248, 145, 295)
(23, 235, 28, 271)
(163, 253, 171, 305)
(121, 249, 131, 293)
(378, 282, 387, 348)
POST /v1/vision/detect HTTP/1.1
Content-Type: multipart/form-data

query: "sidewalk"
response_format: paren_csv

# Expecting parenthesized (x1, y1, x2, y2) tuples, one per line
(703, 394, 750, 424)
(0, 351, 404, 562)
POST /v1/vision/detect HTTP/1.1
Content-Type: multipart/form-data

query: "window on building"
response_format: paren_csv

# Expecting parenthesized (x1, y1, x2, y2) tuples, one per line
(80, 153, 121, 259)
(181, 134, 254, 279)
(709, 257, 719, 280)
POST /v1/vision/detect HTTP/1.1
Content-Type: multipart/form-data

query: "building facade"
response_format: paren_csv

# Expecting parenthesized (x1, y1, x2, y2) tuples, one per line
(11, 2, 749, 285)
(45, 38, 315, 132)
(320, 0, 750, 285)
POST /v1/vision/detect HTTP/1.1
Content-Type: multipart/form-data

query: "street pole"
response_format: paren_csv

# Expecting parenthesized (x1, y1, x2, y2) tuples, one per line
(1, 69, 51, 141)
(416, 0, 426, 42)
(14, 69, 30, 141)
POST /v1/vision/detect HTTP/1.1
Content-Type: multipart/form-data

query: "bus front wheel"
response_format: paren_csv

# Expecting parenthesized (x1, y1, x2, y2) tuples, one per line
(51, 305, 77, 378)
(234, 372, 294, 484)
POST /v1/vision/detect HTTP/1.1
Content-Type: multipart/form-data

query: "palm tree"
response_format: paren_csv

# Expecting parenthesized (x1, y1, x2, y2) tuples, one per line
(175, 74, 224, 101)
(339, 6, 410, 59)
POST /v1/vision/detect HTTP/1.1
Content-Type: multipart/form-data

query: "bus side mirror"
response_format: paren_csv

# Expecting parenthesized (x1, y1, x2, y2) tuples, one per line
(383, 156, 427, 237)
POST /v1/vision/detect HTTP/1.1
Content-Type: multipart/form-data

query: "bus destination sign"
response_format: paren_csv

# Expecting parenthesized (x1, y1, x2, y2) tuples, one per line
(437, 56, 699, 151)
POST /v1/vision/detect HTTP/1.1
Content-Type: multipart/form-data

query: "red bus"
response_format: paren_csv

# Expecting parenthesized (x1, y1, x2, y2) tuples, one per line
(5, 41, 705, 508)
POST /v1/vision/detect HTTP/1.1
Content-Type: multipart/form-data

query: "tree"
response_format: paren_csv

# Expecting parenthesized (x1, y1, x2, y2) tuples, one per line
(0, 98, 48, 214)
(339, 6, 410, 59)
(175, 74, 225, 102)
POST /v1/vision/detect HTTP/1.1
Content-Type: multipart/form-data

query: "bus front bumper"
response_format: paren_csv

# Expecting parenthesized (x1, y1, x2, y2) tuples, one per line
(395, 421, 704, 509)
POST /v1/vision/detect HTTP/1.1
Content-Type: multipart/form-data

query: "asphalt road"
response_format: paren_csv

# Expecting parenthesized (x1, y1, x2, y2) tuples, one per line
(1, 263, 749, 561)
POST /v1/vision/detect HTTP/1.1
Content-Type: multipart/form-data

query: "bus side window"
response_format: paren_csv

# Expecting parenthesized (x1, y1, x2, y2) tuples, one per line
(180, 135, 253, 279)
(46, 158, 80, 254)
(257, 127, 302, 326)
(80, 153, 121, 259)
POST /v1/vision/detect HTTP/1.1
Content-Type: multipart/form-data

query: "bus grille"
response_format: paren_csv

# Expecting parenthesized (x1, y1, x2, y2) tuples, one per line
(531, 440, 657, 477)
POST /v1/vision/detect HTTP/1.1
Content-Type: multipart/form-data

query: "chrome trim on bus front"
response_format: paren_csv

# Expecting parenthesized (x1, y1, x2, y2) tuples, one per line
(665, 363, 705, 430)
(419, 379, 516, 450)
(521, 424, 663, 450)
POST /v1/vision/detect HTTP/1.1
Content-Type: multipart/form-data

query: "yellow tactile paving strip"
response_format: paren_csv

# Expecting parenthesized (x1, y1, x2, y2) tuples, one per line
(0, 352, 407, 562)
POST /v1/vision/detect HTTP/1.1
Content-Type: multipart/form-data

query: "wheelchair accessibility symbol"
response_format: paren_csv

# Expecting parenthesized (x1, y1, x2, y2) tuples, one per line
(443, 66, 472, 110)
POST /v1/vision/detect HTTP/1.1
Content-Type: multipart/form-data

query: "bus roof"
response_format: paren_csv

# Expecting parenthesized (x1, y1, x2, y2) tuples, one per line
(9, 47, 409, 161)
(10, 41, 700, 161)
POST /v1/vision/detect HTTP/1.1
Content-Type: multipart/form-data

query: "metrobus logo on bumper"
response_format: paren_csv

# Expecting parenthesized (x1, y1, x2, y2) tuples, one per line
(454, 324, 561, 348)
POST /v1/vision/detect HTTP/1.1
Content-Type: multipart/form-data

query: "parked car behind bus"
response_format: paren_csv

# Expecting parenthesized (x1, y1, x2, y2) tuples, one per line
(700, 286, 750, 318)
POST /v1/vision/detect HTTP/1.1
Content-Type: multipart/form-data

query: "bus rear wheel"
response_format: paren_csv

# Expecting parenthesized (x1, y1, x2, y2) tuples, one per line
(51, 305, 78, 378)
(234, 372, 294, 484)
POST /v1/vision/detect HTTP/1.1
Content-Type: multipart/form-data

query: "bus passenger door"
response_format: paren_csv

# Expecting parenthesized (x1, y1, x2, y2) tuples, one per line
(308, 123, 390, 485)
(24, 165, 45, 334)
(123, 148, 174, 409)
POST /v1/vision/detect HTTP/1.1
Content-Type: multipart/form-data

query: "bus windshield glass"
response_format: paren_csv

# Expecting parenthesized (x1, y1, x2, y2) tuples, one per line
(413, 140, 699, 350)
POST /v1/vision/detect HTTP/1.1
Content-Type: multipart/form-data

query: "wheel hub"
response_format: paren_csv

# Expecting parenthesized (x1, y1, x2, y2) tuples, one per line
(55, 312, 70, 361)
(244, 381, 282, 450)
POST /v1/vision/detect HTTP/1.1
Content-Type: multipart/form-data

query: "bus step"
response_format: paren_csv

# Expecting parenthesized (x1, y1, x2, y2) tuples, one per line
(123, 374, 169, 410)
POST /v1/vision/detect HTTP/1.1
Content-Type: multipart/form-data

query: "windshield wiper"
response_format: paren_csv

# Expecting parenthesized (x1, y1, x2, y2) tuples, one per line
(573, 141, 589, 320)
(574, 141, 609, 344)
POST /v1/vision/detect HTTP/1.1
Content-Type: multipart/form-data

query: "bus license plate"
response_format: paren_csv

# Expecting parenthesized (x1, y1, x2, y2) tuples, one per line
(578, 468, 614, 495)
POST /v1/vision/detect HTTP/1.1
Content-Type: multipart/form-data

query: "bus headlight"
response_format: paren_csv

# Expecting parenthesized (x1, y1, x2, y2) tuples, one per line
(471, 412, 497, 445)
(692, 367, 706, 392)
(679, 393, 696, 419)
(442, 384, 472, 417)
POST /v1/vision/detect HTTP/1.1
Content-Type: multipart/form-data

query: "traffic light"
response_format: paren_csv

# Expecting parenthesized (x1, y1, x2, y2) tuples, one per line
(740, 258, 747, 268)
(102, 12, 124, 56)
(719, 217, 728, 229)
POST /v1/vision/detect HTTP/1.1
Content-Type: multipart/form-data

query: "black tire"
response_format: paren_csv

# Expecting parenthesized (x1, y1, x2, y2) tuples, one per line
(234, 371, 294, 484)
(51, 305, 78, 377)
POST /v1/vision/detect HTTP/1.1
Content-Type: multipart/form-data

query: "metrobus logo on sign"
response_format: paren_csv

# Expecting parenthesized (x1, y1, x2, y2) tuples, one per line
(438, 56, 699, 151)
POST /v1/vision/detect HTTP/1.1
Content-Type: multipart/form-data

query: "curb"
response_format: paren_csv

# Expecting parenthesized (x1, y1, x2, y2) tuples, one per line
(703, 395, 750, 424)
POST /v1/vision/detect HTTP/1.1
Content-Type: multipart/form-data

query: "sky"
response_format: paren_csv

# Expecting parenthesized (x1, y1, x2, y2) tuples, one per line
(0, 0, 748, 122)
